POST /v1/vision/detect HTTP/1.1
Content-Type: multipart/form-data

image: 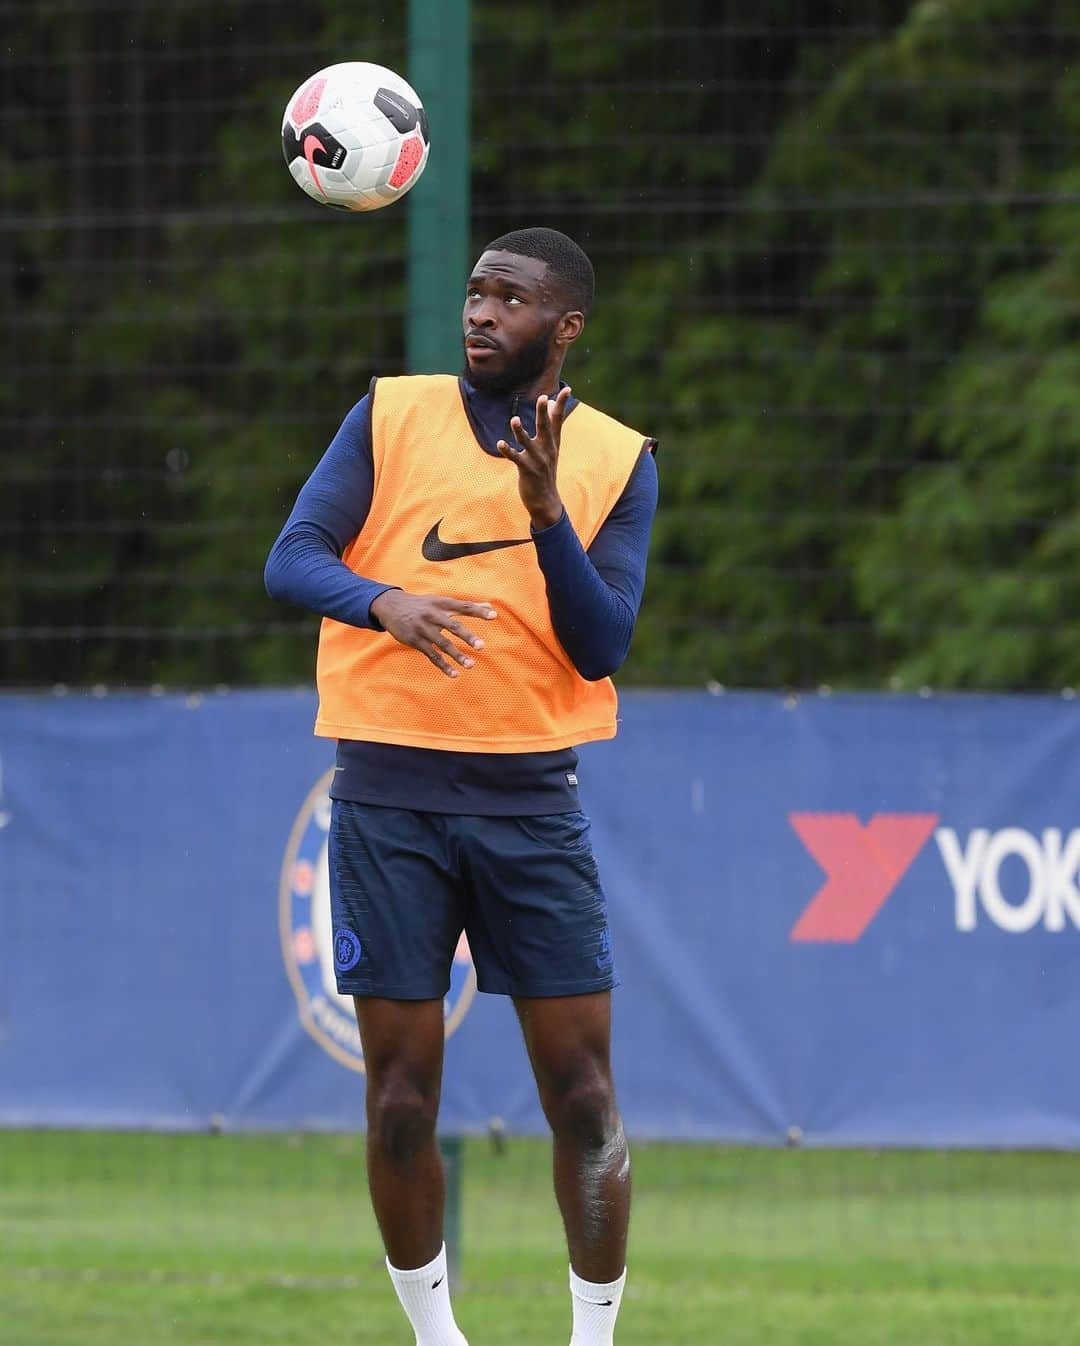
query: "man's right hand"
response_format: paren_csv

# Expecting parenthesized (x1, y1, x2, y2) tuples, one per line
(369, 591, 498, 678)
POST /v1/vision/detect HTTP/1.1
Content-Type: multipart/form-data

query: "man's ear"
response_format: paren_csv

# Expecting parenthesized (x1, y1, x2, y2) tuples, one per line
(557, 311, 585, 347)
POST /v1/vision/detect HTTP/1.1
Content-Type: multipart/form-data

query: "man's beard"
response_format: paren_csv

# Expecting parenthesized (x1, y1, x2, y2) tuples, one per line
(462, 322, 556, 395)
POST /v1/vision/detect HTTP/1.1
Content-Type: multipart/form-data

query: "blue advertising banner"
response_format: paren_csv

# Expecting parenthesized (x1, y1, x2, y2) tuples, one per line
(1, 689, 1078, 1145)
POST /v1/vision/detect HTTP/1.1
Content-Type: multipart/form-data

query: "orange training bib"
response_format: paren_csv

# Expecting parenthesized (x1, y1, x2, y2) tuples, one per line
(314, 375, 649, 752)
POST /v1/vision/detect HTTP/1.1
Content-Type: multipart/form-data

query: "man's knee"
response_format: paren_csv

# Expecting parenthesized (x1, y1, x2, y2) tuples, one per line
(369, 1076, 439, 1163)
(549, 1071, 619, 1151)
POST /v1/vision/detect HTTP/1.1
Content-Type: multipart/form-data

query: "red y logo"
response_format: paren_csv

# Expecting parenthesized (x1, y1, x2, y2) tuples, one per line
(789, 813, 939, 942)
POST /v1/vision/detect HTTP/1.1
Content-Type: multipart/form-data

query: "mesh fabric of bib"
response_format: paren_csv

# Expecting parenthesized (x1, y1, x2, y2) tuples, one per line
(314, 375, 648, 752)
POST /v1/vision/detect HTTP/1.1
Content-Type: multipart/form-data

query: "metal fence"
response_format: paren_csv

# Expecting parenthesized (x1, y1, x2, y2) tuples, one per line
(5, 2, 1078, 689)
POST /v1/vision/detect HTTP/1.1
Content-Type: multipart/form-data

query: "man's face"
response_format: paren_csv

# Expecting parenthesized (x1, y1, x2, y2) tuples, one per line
(462, 250, 563, 394)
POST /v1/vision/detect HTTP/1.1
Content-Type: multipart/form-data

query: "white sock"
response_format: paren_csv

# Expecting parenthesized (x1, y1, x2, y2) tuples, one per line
(569, 1265, 627, 1346)
(386, 1244, 468, 1346)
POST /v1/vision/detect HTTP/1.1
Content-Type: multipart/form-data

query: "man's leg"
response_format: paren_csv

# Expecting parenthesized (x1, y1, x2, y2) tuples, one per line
(354, 996, 467, 1346)
(515, 992, 630, 1343)
(354, 996, 446, 1264)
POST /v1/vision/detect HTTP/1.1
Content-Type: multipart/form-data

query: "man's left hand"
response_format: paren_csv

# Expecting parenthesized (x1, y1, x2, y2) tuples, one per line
(496, 386, 572, 531)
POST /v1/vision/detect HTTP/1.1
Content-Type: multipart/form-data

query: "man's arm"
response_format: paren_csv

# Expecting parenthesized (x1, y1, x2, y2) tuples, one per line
(532, 448, 658, 680)
(264, 395, 498, 674)
(263, 395, 396, 628)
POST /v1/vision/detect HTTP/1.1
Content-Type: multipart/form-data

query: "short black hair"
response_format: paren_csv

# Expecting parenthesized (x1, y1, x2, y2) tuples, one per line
(481, 227, 595, 314)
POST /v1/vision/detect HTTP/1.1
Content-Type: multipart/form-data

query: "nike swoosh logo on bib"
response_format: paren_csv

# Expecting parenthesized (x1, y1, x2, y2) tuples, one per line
(422, 519, 531, 562)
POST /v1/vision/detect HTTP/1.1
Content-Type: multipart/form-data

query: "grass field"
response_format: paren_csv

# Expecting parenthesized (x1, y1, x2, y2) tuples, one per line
(3, 1130, 1080, 1346)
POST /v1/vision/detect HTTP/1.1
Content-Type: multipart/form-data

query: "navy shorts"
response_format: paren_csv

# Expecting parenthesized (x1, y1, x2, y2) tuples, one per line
(327, 801, 616, 999)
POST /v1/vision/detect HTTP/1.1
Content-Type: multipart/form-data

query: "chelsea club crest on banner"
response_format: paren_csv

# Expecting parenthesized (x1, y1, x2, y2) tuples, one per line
(279, 770, 477, 1073)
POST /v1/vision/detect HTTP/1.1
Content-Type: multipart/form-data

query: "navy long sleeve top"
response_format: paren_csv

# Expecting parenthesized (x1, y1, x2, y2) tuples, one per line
(265, 378, 658, 813)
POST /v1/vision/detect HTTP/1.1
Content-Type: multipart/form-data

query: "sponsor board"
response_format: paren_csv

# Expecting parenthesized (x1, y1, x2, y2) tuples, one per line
(791, 813, 1080, 940)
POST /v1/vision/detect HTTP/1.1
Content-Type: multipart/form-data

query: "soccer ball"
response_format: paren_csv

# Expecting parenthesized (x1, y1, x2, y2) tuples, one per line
(281, 62, 430, 212)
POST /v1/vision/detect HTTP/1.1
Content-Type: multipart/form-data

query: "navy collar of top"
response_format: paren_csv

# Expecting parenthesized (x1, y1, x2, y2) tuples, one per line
(460, 377, 576, 458)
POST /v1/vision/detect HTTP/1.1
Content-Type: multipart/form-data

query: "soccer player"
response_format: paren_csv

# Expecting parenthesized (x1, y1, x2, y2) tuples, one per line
(265, 227, 657, 1346)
